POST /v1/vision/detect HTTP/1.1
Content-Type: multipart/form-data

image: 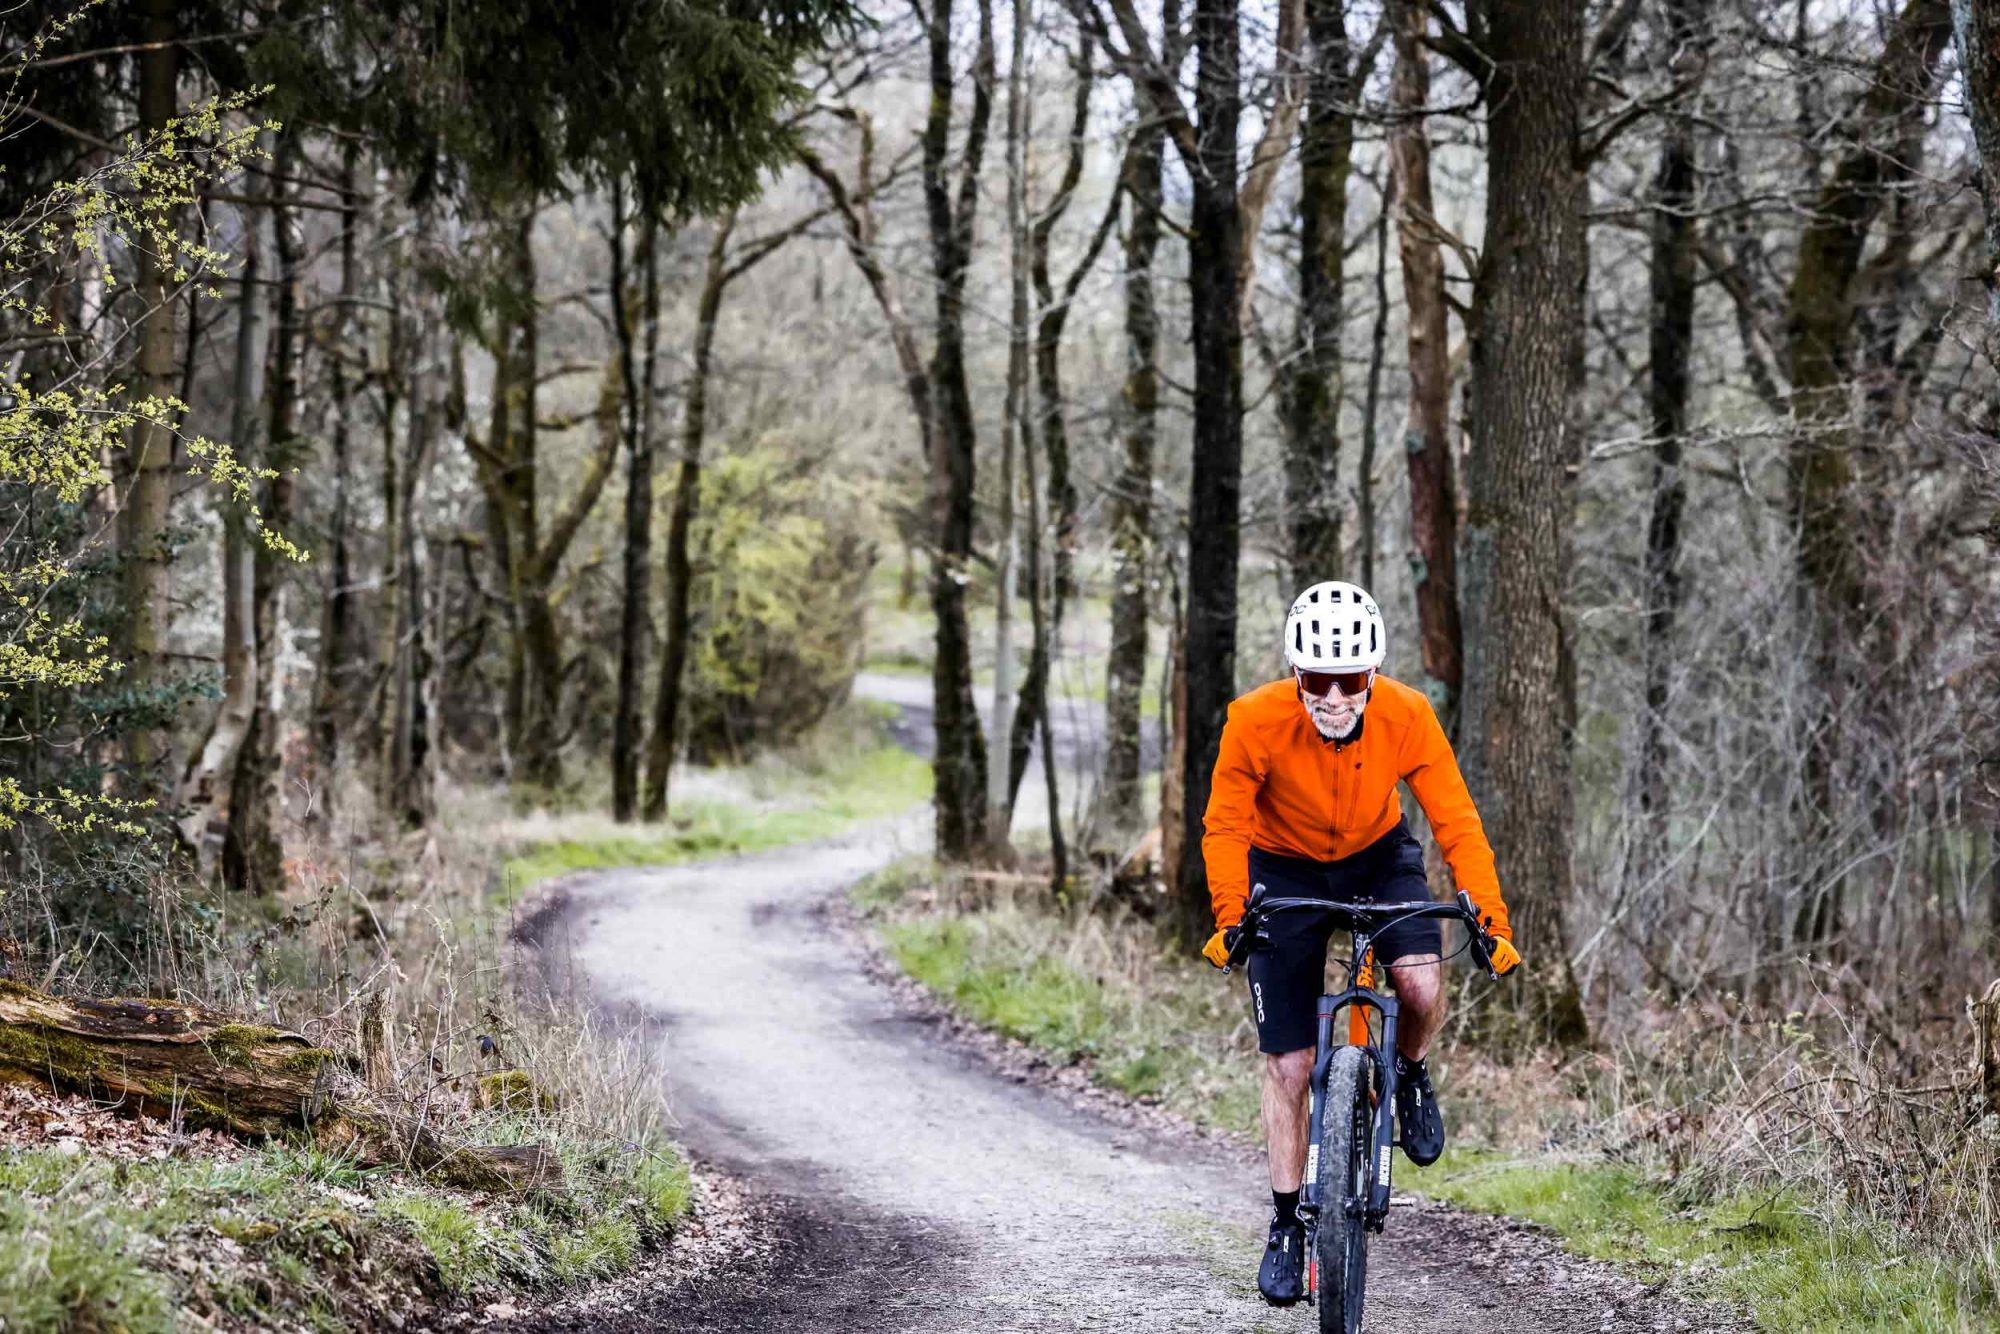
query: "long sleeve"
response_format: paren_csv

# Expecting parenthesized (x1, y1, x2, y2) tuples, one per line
(1200, 703, 1265, 928)
(1398, 697, 1512, 940)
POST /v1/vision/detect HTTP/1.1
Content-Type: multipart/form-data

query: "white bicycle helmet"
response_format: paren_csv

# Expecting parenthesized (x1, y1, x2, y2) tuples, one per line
(1284, 581, 1386, 672)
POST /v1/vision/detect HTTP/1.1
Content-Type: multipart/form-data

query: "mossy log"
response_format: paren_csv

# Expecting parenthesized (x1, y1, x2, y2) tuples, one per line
(0, 980, 339, 1136)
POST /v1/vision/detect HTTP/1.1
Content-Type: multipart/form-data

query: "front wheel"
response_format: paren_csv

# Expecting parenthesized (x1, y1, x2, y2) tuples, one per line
(1315, 1045, 1374, 1334)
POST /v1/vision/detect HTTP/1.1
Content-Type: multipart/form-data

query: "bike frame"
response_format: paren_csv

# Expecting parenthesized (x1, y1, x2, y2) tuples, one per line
(1300, 924, 1399, 1233)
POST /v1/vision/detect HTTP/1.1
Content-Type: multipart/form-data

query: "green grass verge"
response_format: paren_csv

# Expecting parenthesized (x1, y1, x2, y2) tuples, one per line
(0, 1135, 694, 1332)
(501, 741, 931, 903)
(1427, 1152, 1998, 1333)
(861, 867, 2000, 1334)
(864, 876, 1261, 1137)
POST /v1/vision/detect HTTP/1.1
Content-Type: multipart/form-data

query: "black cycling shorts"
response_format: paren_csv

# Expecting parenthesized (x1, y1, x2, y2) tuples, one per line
(1242, 823, 1444, 1055)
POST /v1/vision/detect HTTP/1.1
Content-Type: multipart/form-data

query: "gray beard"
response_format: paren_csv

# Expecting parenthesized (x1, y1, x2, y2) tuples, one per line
(1304, 695, 1365, 741)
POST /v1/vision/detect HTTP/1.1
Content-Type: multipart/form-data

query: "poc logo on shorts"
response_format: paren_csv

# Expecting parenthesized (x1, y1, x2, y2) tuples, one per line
(1253, 982, 1266, 1023)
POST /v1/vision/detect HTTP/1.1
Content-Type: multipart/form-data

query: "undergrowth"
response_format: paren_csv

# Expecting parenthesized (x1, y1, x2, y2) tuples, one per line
(0, 1134, 690, 1332)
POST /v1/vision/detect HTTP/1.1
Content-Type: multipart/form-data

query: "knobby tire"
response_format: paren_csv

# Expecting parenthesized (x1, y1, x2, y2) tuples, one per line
(1315, 1045, 1373, 1334)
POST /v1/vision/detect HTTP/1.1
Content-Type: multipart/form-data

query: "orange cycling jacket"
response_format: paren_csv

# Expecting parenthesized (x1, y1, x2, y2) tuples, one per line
(1201, 674, 1512, 941)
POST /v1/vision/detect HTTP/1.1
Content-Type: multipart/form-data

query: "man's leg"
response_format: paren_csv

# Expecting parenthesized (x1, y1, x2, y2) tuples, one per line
(1262, 1047, 1314, 1190)
(1385, 951, 1447, 1165)
(1385, 952, 1445, 1060)
(1256, 1045, 1313, 1305)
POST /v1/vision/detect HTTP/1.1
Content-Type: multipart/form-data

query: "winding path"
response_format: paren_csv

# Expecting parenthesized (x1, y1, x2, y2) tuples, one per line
(507, 817, 1729, 1334)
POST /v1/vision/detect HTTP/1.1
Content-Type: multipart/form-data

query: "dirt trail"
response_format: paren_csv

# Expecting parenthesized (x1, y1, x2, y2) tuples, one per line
(506, 818, 1731, 1334)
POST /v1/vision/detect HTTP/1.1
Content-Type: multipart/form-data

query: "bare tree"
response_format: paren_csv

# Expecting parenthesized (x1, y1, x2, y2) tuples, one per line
(1455, 0, 1591, 1046)
(1387, 0, 1462, 718)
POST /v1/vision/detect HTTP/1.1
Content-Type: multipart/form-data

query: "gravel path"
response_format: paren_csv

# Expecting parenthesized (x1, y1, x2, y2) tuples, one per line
(503, 817, 1737, 1334)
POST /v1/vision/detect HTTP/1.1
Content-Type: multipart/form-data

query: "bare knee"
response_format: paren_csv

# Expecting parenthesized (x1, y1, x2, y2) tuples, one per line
(1265, 1047, 1313, 1098)
(1389, 954, 1445, 1019)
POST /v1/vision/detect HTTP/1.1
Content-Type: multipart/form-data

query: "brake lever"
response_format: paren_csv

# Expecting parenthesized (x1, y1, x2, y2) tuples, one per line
(1455, 890, 1500, 982)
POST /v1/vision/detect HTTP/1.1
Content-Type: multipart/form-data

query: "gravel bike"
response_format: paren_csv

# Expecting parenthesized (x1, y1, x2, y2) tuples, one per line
(1224, 888, 1503, 1334)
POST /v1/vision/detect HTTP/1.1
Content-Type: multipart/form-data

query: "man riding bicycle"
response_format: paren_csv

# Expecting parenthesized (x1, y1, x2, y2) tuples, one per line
(1199, 580, 1522, 1307)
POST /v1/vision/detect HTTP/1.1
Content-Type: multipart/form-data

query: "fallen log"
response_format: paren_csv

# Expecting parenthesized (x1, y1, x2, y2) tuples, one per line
(0, 980, 562, 1195)
(0, 980, 340, 1136)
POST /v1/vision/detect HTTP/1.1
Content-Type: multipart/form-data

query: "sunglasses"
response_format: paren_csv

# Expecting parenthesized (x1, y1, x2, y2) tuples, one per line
(1297, 668, 1374, 698)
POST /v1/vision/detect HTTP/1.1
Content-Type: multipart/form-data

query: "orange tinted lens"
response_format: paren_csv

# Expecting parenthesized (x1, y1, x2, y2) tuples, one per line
(1300, 669, 1371, 696)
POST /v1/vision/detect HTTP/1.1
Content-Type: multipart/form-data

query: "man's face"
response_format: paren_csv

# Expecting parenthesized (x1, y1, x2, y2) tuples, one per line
(1298, 669, 1372, 740)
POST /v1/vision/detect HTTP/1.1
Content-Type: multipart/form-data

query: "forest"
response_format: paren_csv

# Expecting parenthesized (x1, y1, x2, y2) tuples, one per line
(0, 0, 1996, 1329)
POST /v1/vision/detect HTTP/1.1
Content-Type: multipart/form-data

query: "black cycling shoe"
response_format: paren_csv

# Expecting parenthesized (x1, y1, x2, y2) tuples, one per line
(1257, 1218, 1306, 1306)
(1395, 1053, 1446, 1166)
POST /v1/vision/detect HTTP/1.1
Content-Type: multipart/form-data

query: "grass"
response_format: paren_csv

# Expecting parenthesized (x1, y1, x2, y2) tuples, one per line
(863, 866, 1263, 1135)
(498, 738, 931, 904)
(0, 1133, 697, 1330)
(1427, 1152, 1998, 1333)
(860, 861, 2000, 1334)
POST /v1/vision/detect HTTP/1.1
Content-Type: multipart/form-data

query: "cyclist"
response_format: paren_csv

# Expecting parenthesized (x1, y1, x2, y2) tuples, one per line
(1199, 580, 1521, 1307)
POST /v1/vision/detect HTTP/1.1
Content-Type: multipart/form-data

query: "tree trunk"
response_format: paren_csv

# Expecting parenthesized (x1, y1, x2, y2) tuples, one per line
(1785, 0, 1951, 624)
(1023, 377, 1066, 891)
(1010, 37, 1114, 824)
(1101, 123, 1163, 832)
(118, 0, 179, 779)
(177, 206, 266, 860)
(642, 220, 733, 822)
(504, 213, 563, 795)
(991, 3, 1030, 849)
(1782, 0, 1952, 947)
(1173, 0, 1245, 947)
(225, 165, 303, 895)
(1635, 0, 1707, 867)
(1955, 0, 2000, 326)
(612, 182, 660, 822)
(1457, 0, 1590, 1047)
(923, 0, 998, 863)
(309, 149, 362, 822)
(381, 307, 446, 830)
(1281, 0, 1353, 588)
(1357, 167, 1392, 590)
(1388, 0, 1462, 716)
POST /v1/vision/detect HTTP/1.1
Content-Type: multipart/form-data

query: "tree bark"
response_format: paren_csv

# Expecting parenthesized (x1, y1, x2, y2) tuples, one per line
(1281, 0, 1353, 589)
(612, 181, 660, 822)
(118, 0, 179, 779)
(177, 206, 265, 860)
(1388, 0, 1462, 717)
(1955, 0, 2000, 325)
(923, 0, 998, 863)
(0, 982, 338, 1137)
(504, 214, 563, 794)
(1782, 0, 1952, 947)
(1100, 118, 1165, 832)
(1784, 0, 1951, 628)
(642, 220, 733, 822)
(1635, 0, 1707, 866)
(1357, 167, 1392, 590)
(991, 3, 1030, 850)
(1173, 0, 1245, 947)
(379, 306, 447, 830)
(1457, 0, 1590, 1047)
(308, 149, 362, 823)
(1009, 38, 1119, 824)
(225, 162, 303, 895)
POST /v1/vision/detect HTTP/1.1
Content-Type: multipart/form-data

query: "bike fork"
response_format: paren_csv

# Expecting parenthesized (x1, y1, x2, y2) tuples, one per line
(1299, 996, 1342, 1305)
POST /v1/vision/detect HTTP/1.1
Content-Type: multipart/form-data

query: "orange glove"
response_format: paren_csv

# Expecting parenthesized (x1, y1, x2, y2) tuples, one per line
(1489, 937, 1521, 976)
(1202, 928, 1234, 970)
